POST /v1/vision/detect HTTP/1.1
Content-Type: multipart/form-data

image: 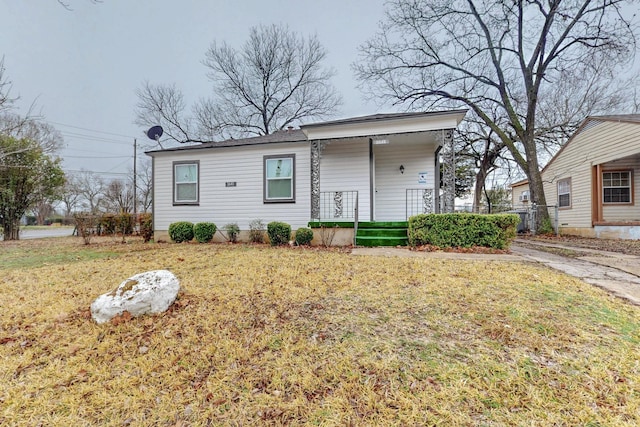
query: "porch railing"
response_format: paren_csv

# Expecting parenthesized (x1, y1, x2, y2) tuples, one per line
(318, 190, 359, 246)
(406, 188, 436, 219)
(318, 191, 359, 221)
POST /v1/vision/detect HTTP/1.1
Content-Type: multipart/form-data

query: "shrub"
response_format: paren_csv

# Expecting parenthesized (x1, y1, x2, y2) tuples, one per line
(99, 214, 117, 235)
(194, 222, 217, 243)
(168, 221, 194, 243)
(74, 214, 99, 245)
(223, 223, 240, 243)
(249, 219, 266, 243)
(319, 224, 338, 247)
(139, 213, 153, 243)
(538, 217, 554, 235)
(295, 227, 314, 246)
(116, 213, 134, 241)
(267, 221, 291, 246)
(408, 213, 519, 250)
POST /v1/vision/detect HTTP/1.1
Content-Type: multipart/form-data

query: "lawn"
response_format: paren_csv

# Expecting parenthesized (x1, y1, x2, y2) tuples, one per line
(1, 237, 639, 426)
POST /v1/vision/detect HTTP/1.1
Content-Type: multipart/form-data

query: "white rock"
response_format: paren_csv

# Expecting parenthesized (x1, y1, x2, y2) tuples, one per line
(90, 270, 180, 324)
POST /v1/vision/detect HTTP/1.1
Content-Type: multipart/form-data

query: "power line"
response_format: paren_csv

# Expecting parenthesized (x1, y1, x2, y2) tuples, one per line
(65, 169, 130, 176)
(64, 155, 130, 159)
(59, 131, 131, 145)
(46, 120, 136, 139)
(61, 147, 130, 156)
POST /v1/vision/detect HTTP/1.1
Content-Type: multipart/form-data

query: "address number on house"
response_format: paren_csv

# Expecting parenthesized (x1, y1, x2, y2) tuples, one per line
(225, 182, 237, 187)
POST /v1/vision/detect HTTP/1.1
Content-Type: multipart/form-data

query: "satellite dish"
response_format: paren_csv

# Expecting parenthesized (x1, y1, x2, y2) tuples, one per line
(146, 125, 163, 141)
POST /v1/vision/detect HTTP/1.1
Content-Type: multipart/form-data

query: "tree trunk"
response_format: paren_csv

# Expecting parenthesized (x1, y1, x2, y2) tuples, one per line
(522, 135, 551, 231)
(3, 220, 20, 240)
(473, 167, 487, 213)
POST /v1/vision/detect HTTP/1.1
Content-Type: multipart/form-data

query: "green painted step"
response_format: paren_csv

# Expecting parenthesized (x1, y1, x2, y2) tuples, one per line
(356, 228, 408, 238)
(356, 236, 408, 247)
(357, 221, 408, 229)
(355, 221, 408, 247)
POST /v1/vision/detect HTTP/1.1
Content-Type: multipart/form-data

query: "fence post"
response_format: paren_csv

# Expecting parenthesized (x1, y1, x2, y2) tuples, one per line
(530, 203, 537, 235)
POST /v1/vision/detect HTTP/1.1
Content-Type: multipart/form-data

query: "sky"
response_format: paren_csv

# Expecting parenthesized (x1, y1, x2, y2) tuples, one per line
(0, 0, 388, 180)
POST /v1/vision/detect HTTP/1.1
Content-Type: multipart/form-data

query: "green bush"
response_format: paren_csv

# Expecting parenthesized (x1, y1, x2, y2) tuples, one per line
(223, 223, 240, 243)
(408, 213, 519, 250)
(295, 227, 314, 246)
(194, 222, 217, 243)
(139, 213, 153, 243)
(249, 219, 266, 243)
(267, 221, 291, 246)
(98, 214, 117, 235)
(168, 221, 194, 243)
(539, 217, 554, 235)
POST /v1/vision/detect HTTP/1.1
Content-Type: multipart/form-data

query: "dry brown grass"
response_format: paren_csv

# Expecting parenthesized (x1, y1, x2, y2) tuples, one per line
(1, 237, 640, 426)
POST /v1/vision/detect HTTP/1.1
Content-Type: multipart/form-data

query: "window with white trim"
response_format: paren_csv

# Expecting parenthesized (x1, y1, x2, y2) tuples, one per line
(558, 178, 571, 208)
(264, 155, 295, 202)
(603, 171, 631, 204)
(173, 161, 199, 204)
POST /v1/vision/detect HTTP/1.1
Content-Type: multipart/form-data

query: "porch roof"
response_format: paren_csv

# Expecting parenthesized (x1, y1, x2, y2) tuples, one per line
(300, 109, 467, 141)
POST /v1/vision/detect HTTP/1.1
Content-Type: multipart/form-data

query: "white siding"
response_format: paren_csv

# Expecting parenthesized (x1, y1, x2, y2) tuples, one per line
(542, 120, 640, 231)
(152, 142, 311, 231)
(319, 138, 371, 221)
(374, 135, 438, 221)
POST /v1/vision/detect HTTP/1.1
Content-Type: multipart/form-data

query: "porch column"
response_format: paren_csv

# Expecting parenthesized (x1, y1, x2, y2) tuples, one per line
(441, 128, 455, 213)
(310, 140, 322, 220)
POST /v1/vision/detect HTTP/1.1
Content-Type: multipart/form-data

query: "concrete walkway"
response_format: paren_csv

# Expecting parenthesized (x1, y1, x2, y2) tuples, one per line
(352, 241, 640, 306)
(511, 239, 640, 306)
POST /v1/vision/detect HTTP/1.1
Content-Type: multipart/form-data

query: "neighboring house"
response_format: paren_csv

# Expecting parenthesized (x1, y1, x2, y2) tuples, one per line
(510, 114, 640, 239)
(510, 179, 530, 206)
(146, 110, 467, 244)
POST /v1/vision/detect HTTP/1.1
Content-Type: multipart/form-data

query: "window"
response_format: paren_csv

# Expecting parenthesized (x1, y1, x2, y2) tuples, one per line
(558, 178, 571, 208)
(173, 161, 199, 204)
(264, 155, 295, 202)
(603, 171, 632, 204)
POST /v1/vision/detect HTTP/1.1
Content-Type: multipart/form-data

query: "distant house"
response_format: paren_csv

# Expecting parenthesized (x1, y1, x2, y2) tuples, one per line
(510, 114, 640, 239)
(146, 110, 467, 245)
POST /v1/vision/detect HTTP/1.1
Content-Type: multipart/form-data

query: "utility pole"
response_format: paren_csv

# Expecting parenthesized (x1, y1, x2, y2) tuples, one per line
(133, 138, 137, 217)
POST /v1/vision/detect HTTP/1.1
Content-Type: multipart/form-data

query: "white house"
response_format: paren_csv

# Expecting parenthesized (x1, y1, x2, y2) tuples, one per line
(510, 114, 640, 239)
(146, 110, 467, 245)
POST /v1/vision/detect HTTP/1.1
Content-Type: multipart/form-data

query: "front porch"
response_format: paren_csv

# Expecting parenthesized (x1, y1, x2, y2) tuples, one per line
(308, 189, 439, 246)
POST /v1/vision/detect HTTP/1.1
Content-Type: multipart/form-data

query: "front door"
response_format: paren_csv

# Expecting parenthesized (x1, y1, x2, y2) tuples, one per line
(372, 135, 435, 221)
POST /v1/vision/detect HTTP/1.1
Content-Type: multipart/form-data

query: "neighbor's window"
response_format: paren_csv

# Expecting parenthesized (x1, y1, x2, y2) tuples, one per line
(558, 178, 571, 208)
(173, 161, 199, 204)
(602, 171, 632, 204)
(264, 155, 295, 202)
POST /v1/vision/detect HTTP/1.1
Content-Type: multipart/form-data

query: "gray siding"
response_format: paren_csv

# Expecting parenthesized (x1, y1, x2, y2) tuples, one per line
(153, 142, 311, 231)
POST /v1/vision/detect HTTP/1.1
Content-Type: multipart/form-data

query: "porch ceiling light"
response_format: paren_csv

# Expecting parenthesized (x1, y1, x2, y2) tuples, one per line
(373, 138, 389, 145)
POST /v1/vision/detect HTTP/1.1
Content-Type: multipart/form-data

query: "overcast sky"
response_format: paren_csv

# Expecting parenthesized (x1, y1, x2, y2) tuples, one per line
(0, 0, 388, 180)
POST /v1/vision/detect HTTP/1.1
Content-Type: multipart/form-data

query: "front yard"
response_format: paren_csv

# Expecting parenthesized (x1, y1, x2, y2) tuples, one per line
(1, 237, 639, 425)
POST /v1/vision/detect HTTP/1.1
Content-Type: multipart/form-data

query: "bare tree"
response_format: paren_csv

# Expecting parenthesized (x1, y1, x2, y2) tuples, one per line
(135, 82, 205, 145)
(356, 0, 638, 226)
(75, 170, 105, 213)
(0, 57, 14, 113)
(135, 158, 152, 213)
(136, 24, 341, 143)
(30, 201, 55, 226)
(60, 174, 83, 217)
(103, 179, 133, 213)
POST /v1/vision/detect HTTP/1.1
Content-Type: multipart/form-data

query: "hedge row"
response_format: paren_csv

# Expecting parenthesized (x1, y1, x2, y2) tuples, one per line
(166, 220, 313, 246)
(408, 213, 519, 250)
